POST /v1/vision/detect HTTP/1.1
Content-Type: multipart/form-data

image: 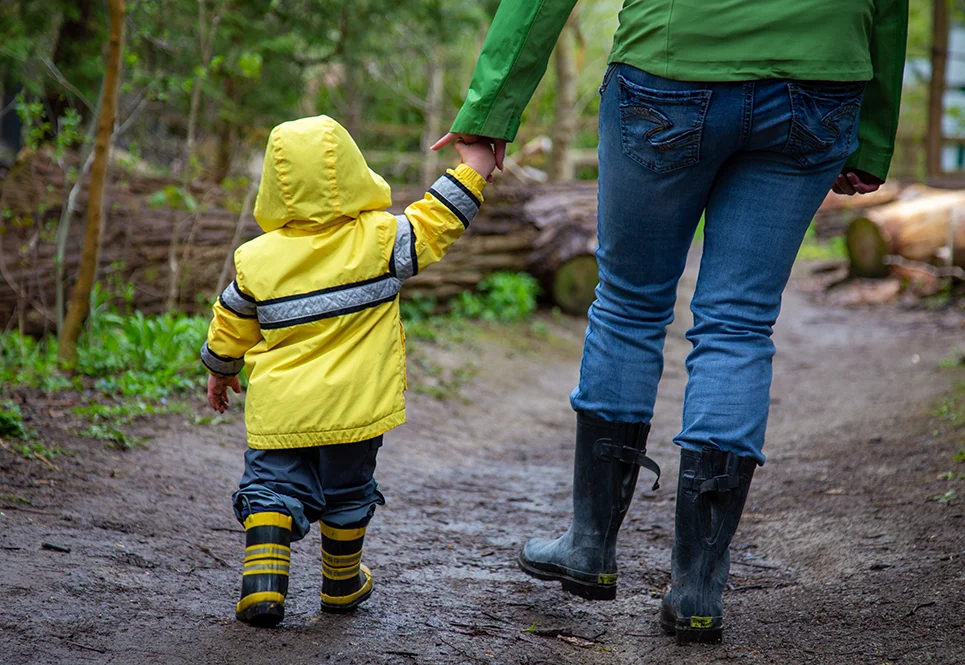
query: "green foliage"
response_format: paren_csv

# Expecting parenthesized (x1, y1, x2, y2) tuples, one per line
(0, 283, 209, 401)
(797, 224, 848, 262)
(927, 489, 956, 505)
(148, 185, 198, 212)
(0, 494, 32, 505)
(401, 272, 541, 343)
(15, 97, 83, 157)
(79, 423, 139, 450)
(939, 350, 965, 369)
(0, 400, 33, 440)
(936, 382, 965, 428)
(450, 272, 541, 323)
(10, 442, 68, 461)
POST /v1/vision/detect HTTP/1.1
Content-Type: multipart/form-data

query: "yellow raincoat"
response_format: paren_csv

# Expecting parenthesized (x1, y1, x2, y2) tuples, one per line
(201, 116, 486, 448)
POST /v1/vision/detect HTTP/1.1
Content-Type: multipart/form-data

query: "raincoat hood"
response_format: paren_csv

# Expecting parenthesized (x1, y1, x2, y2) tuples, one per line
(253, 115, 392, 232)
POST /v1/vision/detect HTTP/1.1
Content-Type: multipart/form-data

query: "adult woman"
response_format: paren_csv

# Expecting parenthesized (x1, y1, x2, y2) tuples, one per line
(434, 0, 907, 643)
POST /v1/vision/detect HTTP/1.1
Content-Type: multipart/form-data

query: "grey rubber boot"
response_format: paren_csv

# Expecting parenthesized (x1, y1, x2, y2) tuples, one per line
(518, 412, 660, 600)
(659, 447, 756, 644)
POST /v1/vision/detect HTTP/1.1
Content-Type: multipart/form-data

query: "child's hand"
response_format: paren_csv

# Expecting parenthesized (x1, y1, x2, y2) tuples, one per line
(207, 373, 241, 413)
(455, 139, 497, 182)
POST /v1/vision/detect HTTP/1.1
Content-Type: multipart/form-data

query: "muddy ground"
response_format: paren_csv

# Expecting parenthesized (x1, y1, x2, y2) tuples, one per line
(1, 262, 964, 665)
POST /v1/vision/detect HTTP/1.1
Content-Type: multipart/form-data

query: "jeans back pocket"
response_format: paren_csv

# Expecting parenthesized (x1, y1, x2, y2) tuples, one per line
(618, 75, 712, 174)
(783, 82, 865, 168)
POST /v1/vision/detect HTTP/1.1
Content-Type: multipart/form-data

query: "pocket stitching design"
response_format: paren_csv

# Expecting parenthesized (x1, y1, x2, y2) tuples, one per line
(617, 76, 712, 174)
(783, 83, 863, 167)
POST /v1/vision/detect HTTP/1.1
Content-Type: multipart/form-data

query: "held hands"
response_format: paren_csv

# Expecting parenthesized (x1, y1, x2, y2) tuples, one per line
(832, 168, 883, 196)
(454, 139, 498, 182)
(432, 132, 506, 183)
(207, 373, 241, 413)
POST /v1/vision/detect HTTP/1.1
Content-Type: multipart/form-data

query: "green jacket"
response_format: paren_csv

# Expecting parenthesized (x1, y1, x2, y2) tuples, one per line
(451, 0, 908, 181)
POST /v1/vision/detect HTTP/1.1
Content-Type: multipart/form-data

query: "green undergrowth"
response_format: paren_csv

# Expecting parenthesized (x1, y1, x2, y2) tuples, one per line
(796, 224, 848, 262)
(0, 272, 543, 449)
(401, 272, 541, 400)
(0, 286, 211, 453)
(931, 370, 965, 505)
(0, 400, 34, 440)
(400, 272, 541, 342)
(936, 381, 965, 429)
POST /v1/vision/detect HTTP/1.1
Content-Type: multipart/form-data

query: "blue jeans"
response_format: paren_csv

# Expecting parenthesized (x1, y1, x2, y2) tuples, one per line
(232, 437, 385, 541)
(571, 64, 864, 464)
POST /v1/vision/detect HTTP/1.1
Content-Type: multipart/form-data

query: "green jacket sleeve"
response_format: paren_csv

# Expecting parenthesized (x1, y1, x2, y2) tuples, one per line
(846, 0, 908, 181)
(450, 0, 579, 141)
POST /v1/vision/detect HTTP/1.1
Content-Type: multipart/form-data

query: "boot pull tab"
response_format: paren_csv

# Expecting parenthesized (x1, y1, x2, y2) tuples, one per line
(594, 438, 662, 491)
(681, 473, 741, 495)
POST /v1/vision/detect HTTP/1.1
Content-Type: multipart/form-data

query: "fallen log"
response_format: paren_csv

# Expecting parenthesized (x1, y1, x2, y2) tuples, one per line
(813, 181, 900, 238)
(0, 151, 602, 334)
(845, 186, 965, 278)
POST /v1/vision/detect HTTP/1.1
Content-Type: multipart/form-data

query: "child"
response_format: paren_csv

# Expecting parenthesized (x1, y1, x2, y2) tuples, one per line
(201, 115, 495, 627)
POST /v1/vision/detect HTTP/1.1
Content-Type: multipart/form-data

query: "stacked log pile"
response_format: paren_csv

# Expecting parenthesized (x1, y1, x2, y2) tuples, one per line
(0, 151, 601, 334)
(844, 185, 965, 279)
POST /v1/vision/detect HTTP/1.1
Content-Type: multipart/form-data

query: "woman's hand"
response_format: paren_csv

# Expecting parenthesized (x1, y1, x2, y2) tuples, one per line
(431, 133, 507, 173)
(207, 373, 241, 413)
(832, 169, 883, 196)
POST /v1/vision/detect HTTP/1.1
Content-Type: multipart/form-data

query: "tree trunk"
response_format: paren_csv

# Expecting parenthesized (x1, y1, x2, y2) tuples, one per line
(57, 0, 125, 365)
(343, 55, 363, 138)
(213, 77, 236, 183)
(846, 186, 965, 278)
(548, 18, 578, 182)
(420, 46, 445, 189)
(927, 0, 949, 178)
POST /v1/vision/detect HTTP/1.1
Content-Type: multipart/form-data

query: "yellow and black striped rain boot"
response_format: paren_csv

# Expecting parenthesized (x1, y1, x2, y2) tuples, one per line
(236, 511, 292, 627)
(320, 522, 373, 613)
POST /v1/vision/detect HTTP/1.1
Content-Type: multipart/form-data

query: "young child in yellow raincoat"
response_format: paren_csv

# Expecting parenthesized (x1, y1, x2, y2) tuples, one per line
(200, 115, 495, 626)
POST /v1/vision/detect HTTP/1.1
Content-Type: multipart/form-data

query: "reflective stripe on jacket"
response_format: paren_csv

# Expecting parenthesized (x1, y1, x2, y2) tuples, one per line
(201, 115, 486, 448)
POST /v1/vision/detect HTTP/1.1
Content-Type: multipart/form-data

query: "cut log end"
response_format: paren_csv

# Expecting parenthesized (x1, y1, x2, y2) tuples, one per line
(846, 217, 891, 278)
(552, 255, 598, 315)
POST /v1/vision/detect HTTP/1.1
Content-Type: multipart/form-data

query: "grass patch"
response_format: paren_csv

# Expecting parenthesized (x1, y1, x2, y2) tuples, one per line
(401, 272, 541, 342)
(10, 441, 69, 461)
(936, 382, 965, 427)
(80, 423, 140, 450)
(927, 489, 956, 504)
(797, 224, 848, 262)
(0, 493, 32, 505)
(0, 400, 33, 440)
(0, 285, 212, 450)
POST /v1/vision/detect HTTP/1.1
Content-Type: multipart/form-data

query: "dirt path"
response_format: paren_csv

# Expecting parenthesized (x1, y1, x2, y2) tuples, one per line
(2, 264, 964, 665)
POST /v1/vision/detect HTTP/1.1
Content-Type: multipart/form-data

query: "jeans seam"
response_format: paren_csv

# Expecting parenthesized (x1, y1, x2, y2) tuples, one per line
(739, 82, 754, 147)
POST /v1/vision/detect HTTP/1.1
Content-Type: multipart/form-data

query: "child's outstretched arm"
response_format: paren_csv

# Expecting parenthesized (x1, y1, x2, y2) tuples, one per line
(201, 252, 262, 412)
(398, 141, 497, 273)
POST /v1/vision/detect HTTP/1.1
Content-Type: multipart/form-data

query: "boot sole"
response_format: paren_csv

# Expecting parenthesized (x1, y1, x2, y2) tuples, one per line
(320, 586, 373, 614)
(517, 554, 616, 601)
(236, 602, 285, 628)
(660, 616, 723, 645)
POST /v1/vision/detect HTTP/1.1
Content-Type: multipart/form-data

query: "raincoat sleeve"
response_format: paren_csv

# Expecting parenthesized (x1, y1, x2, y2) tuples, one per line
(399, 164, 487, 273)
(845, 0, 908, 181)
(200, 254, 261, 376)
(449, 0, 578, 141)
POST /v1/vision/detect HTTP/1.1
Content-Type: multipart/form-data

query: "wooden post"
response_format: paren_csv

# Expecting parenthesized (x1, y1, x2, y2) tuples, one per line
(927, 0, 949, 178)
(548, 18, 577, 182)
(57, 0, 125, 365)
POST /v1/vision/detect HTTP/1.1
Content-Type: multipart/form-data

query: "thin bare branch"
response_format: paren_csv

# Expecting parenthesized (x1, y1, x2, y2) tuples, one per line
(884, 255, 965, 280)
(39, 57, 96, 113)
